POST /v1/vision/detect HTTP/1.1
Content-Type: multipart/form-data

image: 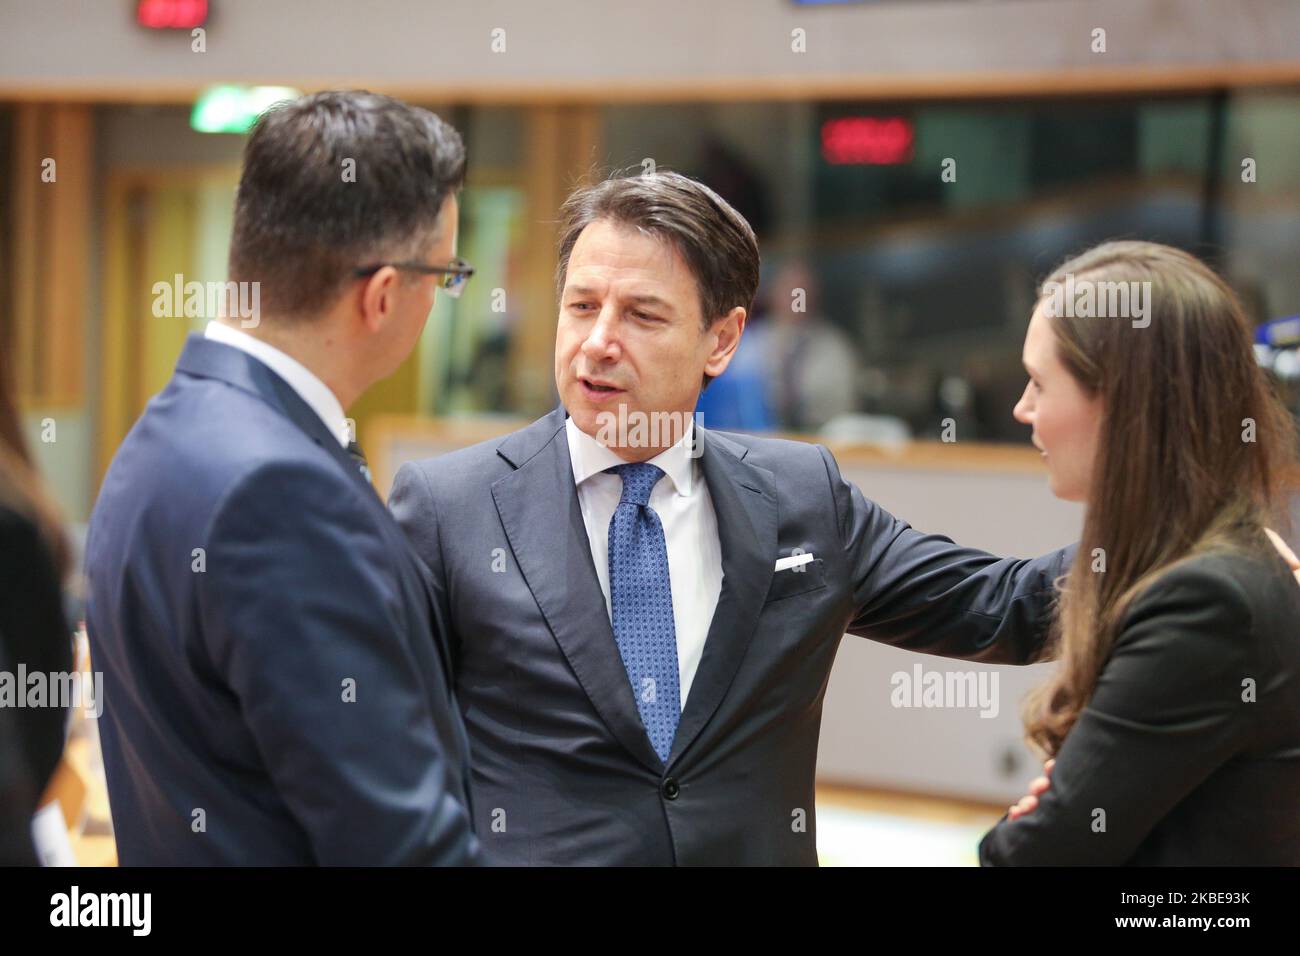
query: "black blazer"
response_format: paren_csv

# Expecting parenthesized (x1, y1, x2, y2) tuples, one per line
(980, 547, 1300, 865)
(0, 500, 72, 864)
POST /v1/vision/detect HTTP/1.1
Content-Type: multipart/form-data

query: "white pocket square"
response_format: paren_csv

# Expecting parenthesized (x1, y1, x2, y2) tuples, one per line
(774, 553, 815, 572)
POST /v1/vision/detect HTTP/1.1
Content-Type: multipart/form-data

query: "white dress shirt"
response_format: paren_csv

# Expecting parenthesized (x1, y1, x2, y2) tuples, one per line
(204, 320, 351, 448)
(565, 414, 723, 710)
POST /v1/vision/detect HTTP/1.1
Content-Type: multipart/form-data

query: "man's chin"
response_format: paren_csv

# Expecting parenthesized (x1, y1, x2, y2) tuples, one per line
(568, 391, 625, 422)
(574, 402, 650, 447)
(566, 401, 606, 435)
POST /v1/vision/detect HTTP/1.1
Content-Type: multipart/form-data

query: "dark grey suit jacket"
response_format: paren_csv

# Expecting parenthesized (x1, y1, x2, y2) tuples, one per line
(391, 406, 1071, 865)
(980, 548, 1300, 866)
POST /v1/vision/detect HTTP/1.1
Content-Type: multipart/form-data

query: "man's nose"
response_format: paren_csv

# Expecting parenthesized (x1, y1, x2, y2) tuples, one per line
(581, 308, 621, 361)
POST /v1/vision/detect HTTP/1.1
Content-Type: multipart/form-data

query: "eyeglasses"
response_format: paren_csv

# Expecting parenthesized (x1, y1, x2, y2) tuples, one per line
(352, 257, 475, 298)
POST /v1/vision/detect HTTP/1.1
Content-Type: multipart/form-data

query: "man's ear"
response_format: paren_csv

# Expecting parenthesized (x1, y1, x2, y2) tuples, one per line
(358, 266, 401, 333)
(703, 306, 746, 379)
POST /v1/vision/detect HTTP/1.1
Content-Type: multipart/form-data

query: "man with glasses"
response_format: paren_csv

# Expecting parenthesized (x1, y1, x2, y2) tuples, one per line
(86, 91, 480, 865)
(353, 256, 475, 296)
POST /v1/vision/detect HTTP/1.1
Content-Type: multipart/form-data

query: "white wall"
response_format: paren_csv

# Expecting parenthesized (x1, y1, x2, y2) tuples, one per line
(1, 0, 1297, 99)
(816, 459, 1083, 803)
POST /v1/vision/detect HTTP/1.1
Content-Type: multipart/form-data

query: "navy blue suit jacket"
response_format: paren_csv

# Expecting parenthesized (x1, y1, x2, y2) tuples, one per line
(86, 335, 478, 865)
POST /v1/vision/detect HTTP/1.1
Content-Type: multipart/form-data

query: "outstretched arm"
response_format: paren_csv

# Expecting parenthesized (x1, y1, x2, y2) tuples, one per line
(820, 445, 1073, 666)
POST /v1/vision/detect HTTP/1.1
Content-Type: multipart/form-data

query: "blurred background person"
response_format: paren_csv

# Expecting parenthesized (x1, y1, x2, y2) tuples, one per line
(764, 259, 861, 432)
(692, 294, 776, 431)
(0, 329, 73, 864)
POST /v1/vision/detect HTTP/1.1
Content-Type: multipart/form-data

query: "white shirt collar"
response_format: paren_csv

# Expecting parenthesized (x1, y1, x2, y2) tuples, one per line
(204, 321, 351, 448)
(564, 412, 697, 497)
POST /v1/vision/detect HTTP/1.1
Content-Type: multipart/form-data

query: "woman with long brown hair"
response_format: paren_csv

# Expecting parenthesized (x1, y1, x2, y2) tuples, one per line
(0, 337, 74, 864)
(979, 240, 1300, 865)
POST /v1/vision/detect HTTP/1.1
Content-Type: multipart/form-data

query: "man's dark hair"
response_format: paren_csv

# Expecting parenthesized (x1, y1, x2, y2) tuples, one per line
(555, 169, 760, 388)
(229, 90, 466, 320)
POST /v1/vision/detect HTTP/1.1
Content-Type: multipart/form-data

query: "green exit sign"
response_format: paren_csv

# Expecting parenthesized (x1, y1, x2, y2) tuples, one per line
(190, 85, 302, 134)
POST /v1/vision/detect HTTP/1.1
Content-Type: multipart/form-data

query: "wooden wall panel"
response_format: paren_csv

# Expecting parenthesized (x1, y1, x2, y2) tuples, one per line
(6, 103, 90, 408)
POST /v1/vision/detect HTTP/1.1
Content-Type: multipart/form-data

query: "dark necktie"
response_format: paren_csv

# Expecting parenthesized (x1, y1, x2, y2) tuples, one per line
(347, 440, 372, 484)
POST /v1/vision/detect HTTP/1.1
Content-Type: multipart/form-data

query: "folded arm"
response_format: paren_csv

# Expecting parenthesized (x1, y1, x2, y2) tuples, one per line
(979, 563, 1256, 865)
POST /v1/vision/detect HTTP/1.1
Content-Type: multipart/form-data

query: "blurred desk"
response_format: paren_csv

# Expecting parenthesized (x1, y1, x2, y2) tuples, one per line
(366, 413, 1054, 499)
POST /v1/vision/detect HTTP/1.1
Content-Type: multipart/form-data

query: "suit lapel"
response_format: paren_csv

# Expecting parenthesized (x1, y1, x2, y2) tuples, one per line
(175, 334, 376, 500)
(174, 335, 459, 680)
(491, 407, 663, 774)
(667, 426, 777, 767)
(177, 334, 468, 784)
(491, 408, 778, 774)
(262, 374, 379, 501)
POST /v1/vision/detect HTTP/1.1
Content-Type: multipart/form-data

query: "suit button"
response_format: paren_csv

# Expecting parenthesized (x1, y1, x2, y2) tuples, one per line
(662, 777, 680, 800)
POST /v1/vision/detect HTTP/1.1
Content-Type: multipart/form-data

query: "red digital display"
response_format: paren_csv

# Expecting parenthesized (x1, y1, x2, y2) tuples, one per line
(137, 0, 209, 30)
(821, 116, 915, 165)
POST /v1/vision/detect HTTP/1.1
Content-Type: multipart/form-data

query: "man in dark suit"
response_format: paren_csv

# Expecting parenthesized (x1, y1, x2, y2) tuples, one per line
(390, 170, 1073, 865)
(86, 92, 479, 865)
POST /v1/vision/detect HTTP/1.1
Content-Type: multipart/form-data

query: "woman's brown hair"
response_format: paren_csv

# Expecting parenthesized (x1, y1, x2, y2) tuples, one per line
(1023, 240, 1298, 757)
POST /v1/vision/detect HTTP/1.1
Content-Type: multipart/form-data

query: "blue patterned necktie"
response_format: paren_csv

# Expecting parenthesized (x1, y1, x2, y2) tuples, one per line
(606, 462, 680, 763)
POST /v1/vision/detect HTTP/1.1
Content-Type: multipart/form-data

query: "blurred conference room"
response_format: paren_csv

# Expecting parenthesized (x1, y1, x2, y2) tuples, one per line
(1, 0, 1299, 871)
